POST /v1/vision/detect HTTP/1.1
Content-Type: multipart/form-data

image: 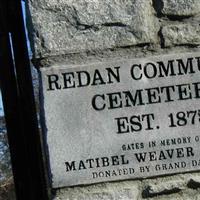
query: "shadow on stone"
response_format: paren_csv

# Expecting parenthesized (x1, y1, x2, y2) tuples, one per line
(187, 179, 200, 189)
(158, 27, 165, 48)
(152, 0, 164, 17)
(165, 15, 192, 21)
(142, 186, 181, 199)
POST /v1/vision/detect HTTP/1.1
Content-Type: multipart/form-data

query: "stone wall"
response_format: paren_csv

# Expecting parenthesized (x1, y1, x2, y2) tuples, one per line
(27, 0, 200, 199)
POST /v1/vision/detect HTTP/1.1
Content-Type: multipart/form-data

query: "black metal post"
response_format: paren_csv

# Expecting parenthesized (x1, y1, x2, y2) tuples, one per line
(0, 0, 50, 199)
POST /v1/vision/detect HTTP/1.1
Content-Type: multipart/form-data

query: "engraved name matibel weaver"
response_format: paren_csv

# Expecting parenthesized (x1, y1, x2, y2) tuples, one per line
(65, 147, 194, 172)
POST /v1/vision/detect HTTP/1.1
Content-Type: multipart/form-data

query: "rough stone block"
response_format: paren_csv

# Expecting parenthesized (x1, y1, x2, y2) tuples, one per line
(161, 0, 200, 16)
(27, 0, 157, 58)
(53, 181, 140, 200)
(141, 175, 186, 198)
(162, 24, 200, 47)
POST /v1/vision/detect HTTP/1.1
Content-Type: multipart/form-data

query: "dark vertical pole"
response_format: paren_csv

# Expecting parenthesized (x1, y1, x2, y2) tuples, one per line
(0, 1, 30, 198)
(0, 0, 50, 199)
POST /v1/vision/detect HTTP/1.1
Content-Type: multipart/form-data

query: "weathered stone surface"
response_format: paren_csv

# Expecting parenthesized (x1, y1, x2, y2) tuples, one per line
(53, 181, 140, 200)
(162, 24, 200, 47)
(53, 174, 200, 199)
(142, 179, 184, 198)
(161, 0, 200, 16)
(27, 0, 157, 58)
(141, 174, 200, 199)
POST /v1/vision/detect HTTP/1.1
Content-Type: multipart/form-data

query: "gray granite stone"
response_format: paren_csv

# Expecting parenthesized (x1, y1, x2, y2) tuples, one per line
(53, 181, 140, 200)
(161, 0, 200, 16)
(162, 24, 200, 47)
(27, 0, 157, 58)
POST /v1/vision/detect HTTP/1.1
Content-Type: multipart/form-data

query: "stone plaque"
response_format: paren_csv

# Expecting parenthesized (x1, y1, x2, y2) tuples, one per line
(40, 52, 200, 188)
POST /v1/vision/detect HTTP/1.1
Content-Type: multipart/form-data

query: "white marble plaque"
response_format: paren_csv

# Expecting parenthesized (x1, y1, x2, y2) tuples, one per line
(40, 52, 200, 188)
